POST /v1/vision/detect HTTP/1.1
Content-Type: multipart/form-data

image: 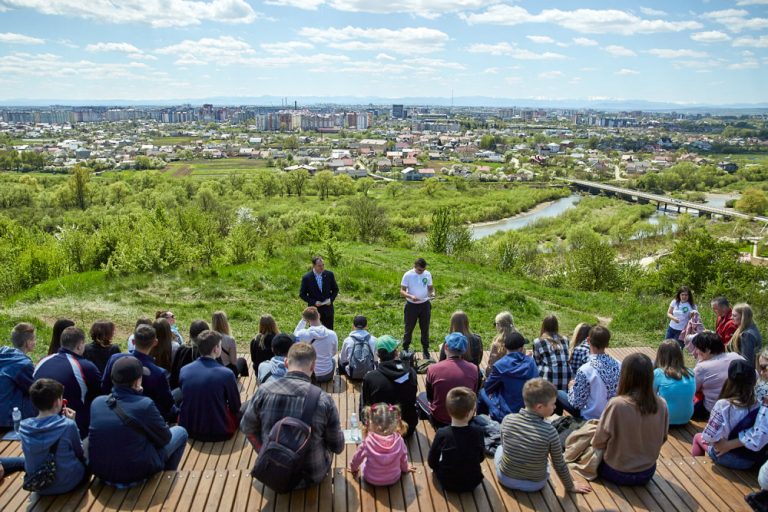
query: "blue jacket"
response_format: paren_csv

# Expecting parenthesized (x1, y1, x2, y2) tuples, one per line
(88, 386, 171, 484)
(179, 357, 241, 441)
(0, 346, 36, 427)
(483, 352, 538, 422)
(102, 351, 178, 422)
(20, 415, 86, 495)
(34, 348, 102, 438)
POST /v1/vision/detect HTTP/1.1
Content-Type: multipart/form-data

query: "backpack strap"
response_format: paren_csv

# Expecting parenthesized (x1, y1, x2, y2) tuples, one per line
(259, 371, 273, 384)
(106, 394, 166, 448)
(300, 385, 322, 425)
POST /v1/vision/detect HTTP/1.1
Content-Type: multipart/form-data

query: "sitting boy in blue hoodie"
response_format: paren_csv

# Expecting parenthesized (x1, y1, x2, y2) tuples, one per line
(20, 378, 87, 495)
(257, 333, 294, 384)
(478, 331, 538, 422)
(0, 322, 37, 428)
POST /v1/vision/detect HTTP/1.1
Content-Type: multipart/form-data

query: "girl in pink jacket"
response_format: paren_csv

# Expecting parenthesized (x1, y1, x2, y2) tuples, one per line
(349, 403, 415, 486)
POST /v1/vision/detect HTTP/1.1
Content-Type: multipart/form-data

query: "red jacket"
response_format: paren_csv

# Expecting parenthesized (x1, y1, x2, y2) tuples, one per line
(716, 310, 737, 345)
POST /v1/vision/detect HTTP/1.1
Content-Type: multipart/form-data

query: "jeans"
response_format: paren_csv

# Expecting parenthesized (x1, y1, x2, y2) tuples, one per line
(494, 446, 548, 491)
(665, 326, 682, 341)
(162, 426, 188, 471)
(598, 461, 656, 486)
(313, 369, 335, 384)
(403, 301, 431, 352)
(556, 390, 581, 418)
(707, 445, 756, 470)
(0, 456, 25, 475)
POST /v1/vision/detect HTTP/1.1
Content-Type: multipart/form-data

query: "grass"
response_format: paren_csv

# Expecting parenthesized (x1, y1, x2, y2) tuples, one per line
(3, 242, 671, 365)
(164, 158, 273, 176)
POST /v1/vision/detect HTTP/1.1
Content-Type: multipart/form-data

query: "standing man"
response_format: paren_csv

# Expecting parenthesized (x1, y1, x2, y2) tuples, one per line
(401, 257, 435, 359)
(299, 256, 339, 330)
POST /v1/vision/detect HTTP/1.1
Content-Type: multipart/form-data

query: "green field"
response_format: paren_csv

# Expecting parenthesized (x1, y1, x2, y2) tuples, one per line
(164, 158, 273, 176)
(3, 242, 670, 364)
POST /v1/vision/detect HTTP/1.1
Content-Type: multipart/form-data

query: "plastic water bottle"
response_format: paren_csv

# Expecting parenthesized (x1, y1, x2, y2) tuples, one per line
(12, 407, 21, 434)
(350, 412, 360, 443)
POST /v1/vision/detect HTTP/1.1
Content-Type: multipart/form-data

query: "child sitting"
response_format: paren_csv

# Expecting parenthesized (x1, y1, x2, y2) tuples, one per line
(692, 359, 760, 470)
(349, 403, 416, 486)
(428, 387, 485, 492)
(19, 378, 87, 495)
(653, 340, 696, 426)
(495, 378, 592, 494)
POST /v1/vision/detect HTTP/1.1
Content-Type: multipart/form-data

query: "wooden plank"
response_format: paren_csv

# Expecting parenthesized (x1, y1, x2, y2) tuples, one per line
(217, 470, 241, 512)
(203, 470, 230, 512)
(0, 473, 24, 511)
(127, 472, 163, 511)
(655, 458, 721, 511)
(192, 470, 216, 510)
(233, 471, 260, 512)
(648, 471, 694, 512)
(681, 458, 752, 511)
(158, 472, 193, 512)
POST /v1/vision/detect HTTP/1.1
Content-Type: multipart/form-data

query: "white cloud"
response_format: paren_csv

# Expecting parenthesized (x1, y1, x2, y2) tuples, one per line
(0, 0, 262, 28)
(0, 32, 44, 44)
(266, 0, 491, 18)
(728, 59, 759, 69)
(538, 70, 563, 79)
(260, 41, 315, 54)
(733, 35, 768, 48)
(690, 31, 731, 43)
(647, 48, 708, 58)
(736, 0, 768, 4)
(573, 37, 598, 46)
(639, 7, 666, 16)
(467, 42, 566, 60)
(299, 26, 449, 55)
(0, 52, 155, 81)
(402, 57, 464, 70)
(505, 76, 522, 85)
(527, 35, 555, 44)
(375, 53, 395, 61)
(616, 68, 639, 75)
(604, 45, 637, 56)
(461, 6, 702, 34)
(483, 67, 499, 74)
(702, 9, 768, 32)
(85, 42, 142, 54)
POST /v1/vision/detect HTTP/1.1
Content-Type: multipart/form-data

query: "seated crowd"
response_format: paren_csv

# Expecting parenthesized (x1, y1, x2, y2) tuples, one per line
(0, 295, 767, 512)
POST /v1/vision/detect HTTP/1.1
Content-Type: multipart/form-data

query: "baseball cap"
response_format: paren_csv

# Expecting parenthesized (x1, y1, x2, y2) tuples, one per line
(376, 335, 399, 354)
(444, 332, 467, 354)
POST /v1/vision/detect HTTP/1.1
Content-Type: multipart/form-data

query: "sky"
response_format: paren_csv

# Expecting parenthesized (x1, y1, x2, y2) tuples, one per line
(0, 0, 766, 105)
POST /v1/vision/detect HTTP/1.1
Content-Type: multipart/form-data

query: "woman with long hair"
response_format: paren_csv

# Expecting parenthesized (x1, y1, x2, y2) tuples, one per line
(250, 314, 280, 372)
(532, 315, 570, 392)
(486, 312, 516, 375)
(212, 310, 248, 377)
(653, 340, 695, 426)
(439, 311, 483, 366)
(48, 318, 75, 355)
(151, 317, 175, 372)
(593, 353, 669, 486)
(666, 286, 697, 342)
(728, 303, 763, 368)
(83, 320, 120, 373)
(568, 322, 592, 375)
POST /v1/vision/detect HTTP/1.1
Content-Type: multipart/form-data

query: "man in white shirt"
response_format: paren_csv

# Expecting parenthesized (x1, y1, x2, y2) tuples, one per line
(400, 258, 435, 359)
(339, 315, 378, 378)
(294, 307, 339, 383)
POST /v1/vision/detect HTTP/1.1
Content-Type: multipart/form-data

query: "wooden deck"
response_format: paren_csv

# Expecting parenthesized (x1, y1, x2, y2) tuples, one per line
(0, 346, 760, 511)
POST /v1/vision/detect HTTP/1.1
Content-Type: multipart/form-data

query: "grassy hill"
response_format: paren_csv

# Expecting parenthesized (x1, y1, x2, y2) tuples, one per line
(2, 242, 676, 363)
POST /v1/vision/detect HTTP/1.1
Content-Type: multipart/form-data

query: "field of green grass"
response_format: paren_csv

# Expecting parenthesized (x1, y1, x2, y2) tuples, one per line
(164, 158, 273, 176)
(2, 242, 674, 364)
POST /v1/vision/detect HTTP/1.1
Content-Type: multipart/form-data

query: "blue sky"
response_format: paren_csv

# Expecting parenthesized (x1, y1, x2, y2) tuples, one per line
(0, 0, 766, 104)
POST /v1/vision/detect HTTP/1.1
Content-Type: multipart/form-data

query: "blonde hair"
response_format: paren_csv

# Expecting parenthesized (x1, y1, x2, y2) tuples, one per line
(490, 311, 515, 358)
(211, 311, 231, 336)
(728, 303, 755, 362)
(569, 322, 592, 352)
(362, 403, 406, 436)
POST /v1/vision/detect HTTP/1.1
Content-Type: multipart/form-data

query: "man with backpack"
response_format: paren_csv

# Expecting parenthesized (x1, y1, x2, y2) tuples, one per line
(240, 342, 344, 492)
(339, 315, 377, 380)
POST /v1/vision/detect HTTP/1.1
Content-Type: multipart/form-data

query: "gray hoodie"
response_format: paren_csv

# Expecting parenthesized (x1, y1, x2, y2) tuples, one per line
(257, 356, 287, 384)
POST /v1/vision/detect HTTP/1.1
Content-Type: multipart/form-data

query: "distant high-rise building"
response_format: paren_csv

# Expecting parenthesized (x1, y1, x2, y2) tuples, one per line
(392, 104, 404, 119)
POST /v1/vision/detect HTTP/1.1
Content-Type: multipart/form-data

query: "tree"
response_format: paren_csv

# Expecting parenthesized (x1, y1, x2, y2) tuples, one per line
(315, 170, 334, 200)
(566, 227, 620, 291)
(479, 134, 497, 151)
(347, 195, 389, 243)
(427, 207, 473, 255)
(357, 177, 374, 196)
(283, 135, 299, 150)
(736, 188, 768, 216)
(287, 169, 310, 197)
(422, 177, 442, 197)
(68, 165, 90, 210)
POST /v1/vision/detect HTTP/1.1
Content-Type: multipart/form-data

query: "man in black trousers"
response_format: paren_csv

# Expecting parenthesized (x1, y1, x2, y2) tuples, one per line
(299, 256, 339, 330)
(400, 257, 435, 359)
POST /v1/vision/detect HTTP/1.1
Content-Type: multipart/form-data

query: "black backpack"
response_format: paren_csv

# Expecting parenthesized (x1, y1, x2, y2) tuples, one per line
(251, 385, 322, 493)
(347, 334, 375, 380)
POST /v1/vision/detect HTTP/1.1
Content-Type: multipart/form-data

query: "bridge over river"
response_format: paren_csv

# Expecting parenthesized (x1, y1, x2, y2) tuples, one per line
(558, 178, 768, 223)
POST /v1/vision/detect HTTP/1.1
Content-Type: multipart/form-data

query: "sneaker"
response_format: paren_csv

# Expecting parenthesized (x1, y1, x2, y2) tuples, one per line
(422, 350, 431, 360)
(746, 490, 768, 512)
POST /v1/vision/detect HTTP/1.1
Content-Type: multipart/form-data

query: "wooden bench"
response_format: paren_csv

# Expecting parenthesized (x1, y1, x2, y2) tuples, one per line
(0, 347, 758, 511)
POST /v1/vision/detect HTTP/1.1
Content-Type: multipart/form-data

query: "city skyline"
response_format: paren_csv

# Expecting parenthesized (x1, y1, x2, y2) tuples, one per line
(0, 0, 766, 105)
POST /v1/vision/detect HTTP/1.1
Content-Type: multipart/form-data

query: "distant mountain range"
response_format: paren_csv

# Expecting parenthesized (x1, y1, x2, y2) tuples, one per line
(1, 95, 767, 113)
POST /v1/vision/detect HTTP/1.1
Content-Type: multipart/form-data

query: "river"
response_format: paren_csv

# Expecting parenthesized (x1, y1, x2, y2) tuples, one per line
(467, 191, 741, 240)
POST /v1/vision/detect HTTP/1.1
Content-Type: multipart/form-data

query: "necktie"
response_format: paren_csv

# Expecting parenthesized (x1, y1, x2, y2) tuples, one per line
(316, 273, 323, 292)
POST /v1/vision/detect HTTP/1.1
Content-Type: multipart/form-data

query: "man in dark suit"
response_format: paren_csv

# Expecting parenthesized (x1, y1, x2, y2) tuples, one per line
(299, 256, 339, 330)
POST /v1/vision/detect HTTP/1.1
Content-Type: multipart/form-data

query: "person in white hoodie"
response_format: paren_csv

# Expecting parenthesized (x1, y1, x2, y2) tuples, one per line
(294, 307, 338, 383)
(257, 333, 295, 384)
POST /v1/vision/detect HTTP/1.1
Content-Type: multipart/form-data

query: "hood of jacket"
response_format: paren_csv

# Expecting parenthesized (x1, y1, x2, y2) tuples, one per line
(376, 360, 411, 383)
(19, 414, 69, 451)
(497, 351, 538, 378)
(0, 346, 31, 374)
(304, 324, 330, 340)
(364, 432, 403, 463)
(269, 356, 287, 378)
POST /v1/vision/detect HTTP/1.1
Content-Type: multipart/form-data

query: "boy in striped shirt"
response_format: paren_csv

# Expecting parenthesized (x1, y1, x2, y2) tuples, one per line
(495, 378, 592, 494)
